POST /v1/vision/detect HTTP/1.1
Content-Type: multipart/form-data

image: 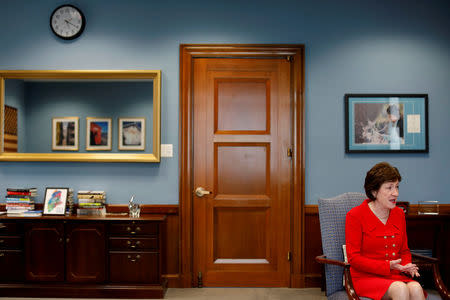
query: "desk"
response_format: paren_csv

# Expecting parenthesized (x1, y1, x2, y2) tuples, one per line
(406, 214, 450, 288)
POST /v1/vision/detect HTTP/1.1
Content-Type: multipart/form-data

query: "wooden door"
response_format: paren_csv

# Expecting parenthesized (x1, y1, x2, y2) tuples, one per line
(25, 222, 64, 281)
(191, 57, 292, 287)
(66, 223, 106, 282)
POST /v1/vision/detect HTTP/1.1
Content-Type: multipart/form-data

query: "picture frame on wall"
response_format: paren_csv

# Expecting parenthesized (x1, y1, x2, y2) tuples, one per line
(43, 187, 69, 215)
(118, 117, 146, 150)
(345, 94, 428, 153)
(52, 117, 79, 151)
(86, 117, 112, 151)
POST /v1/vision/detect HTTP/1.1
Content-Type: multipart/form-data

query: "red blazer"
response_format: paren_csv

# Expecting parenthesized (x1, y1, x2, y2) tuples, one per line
(345, 199, 415, 299)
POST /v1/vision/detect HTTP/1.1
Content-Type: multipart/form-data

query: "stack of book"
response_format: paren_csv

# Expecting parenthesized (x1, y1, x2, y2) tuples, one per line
(5, 187, 40, 216)
(77, 190, 106, 216)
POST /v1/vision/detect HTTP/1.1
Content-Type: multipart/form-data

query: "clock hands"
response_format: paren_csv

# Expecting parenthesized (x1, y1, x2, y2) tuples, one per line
(64, 19, 79, 29)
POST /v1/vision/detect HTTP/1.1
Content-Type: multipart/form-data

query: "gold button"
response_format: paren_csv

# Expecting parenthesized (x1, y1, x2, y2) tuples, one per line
(386, 253, 389, 257)
(384, 236, 387, 239)
(392, 252, 396, 256)
(385, 245, 388, 248)
(392, 244, 396, 247)
(391, 235, 395, 238)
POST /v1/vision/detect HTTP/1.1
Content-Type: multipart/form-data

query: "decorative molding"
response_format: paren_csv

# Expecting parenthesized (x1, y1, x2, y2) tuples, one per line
(305, 204, 450, 215)
(0, 204, 179, 215)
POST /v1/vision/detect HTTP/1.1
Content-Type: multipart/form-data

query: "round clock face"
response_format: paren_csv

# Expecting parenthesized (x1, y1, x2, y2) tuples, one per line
(50, 5, 85, 40)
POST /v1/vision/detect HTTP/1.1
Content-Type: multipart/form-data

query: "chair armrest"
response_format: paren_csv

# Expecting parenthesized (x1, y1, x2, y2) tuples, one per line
(315, 254, 349, 268)
(411, 252, 439, 263)
(316, 254, 361, 300)
(344, 267, 361, 300)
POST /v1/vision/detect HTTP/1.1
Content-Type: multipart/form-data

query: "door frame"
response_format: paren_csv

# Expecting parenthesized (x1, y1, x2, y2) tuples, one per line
(179, 44, 305, 287)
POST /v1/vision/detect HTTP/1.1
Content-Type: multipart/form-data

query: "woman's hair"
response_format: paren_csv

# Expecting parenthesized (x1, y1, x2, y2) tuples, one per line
(364, 162, 402, 201)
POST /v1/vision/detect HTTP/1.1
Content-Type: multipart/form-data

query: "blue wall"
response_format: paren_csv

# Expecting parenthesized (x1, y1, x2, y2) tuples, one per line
(1, 0, 449, 205)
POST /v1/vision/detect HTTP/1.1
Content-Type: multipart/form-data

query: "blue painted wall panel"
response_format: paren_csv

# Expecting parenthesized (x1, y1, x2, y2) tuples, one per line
(0, 0, 449, 205)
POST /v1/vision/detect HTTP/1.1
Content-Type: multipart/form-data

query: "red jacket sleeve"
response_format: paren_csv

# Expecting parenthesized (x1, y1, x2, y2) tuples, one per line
(345, 211, 391, 276)
(397, 210, 412, 266)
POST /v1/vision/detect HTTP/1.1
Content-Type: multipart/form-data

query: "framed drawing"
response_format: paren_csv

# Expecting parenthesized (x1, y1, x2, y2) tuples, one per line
(43, 187, 69, 215)
(345, 94, 428, 153)
(86, 117, 112, 151)
(52, 117, 79, 151)
(119, 118, 146, 150)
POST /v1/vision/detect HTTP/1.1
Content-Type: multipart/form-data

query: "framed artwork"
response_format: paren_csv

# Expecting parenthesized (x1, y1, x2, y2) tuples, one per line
(43, 187, 69, 215)
(118, 118, 146, 150)
(52, 117, 79, 151)
(86, 117, 112, 151)
(345, 94, 428, 153)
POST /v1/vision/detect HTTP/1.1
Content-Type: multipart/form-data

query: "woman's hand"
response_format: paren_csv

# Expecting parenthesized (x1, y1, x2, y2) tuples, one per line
(390, 259, 420, 277)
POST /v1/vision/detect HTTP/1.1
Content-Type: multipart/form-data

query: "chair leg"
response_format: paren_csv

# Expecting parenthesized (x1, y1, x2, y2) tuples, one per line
(431, 264, 450, 300)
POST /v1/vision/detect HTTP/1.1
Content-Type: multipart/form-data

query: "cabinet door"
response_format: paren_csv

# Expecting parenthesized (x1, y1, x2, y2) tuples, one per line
(66, 223, 106, 283)
(25, 222, 64, 281)
(109, 251, 159, 283)
(0, 250, 24, 281)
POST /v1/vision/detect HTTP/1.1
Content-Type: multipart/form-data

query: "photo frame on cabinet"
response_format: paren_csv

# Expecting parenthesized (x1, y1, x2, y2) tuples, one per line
(118, 117, 146, 150)
(52, 117, 79, 151)
(86, 117, 112, 151)
(345, 94, 428, 153)
(43, 187, 69, 215)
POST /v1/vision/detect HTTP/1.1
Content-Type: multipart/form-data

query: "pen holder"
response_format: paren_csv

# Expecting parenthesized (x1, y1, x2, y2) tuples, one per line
(417, 200, 439, 215)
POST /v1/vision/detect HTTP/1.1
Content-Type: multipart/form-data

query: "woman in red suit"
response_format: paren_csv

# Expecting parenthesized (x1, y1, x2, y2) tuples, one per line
(346, 162, 425, 300)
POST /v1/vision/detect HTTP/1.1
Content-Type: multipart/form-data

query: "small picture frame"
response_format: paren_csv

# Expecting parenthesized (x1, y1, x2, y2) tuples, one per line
(43, 187, 69, 215)
(345, 94, 428, 153)
(52, 117, 79, 151)
(118, 118, 146, 150)
(86, 117, 112, 151)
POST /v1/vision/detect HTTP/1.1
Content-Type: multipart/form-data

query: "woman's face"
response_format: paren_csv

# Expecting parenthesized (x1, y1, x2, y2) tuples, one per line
(373, 180, 399, 210)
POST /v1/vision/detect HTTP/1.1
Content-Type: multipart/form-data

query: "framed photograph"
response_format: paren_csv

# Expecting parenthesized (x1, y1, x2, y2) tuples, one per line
(43, 187, 69, 215)
(52, 117, 79, 151)
(118, 118, 146, 150)
(345, 94, 428, 153)
(86, 117, 112, 151)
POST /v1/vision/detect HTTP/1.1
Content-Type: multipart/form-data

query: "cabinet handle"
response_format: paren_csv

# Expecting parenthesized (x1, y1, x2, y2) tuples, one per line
(65, 238, 69, 243)
(130, 231, 137, 235)
(0, 253, 4, 257)
(127, 254, 141, 262)
(136, 226, 141, 231)
(127, 226, 131, 231)
(136, 241, 141, 245)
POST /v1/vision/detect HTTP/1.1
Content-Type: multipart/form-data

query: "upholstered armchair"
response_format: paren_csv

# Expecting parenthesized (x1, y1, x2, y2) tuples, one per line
(315, 192, 449, 300)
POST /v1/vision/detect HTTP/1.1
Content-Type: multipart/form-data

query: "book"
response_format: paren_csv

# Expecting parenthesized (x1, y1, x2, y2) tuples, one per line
(78, 194, 106, 200)
(7, 188, 37, 192)
(7, 191, 37, 196)
(77, 190, 105, 195)
(7, 210, 42, 217)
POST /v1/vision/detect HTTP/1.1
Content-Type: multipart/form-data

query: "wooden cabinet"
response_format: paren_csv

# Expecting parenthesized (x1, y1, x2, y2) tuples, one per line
(0, 215, 166, 299)
(109, 221, 160, 283)
(66, 222, 106, 283)
(0, 222, 24, 282)
(25, 222, 65, 281)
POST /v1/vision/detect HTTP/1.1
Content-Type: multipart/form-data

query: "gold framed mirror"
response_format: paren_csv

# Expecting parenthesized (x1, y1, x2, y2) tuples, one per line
(0, 70, 160, 162)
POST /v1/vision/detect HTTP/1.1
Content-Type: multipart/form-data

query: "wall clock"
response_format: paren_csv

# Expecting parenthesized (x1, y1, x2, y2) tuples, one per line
(50, 4, 85, 40)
